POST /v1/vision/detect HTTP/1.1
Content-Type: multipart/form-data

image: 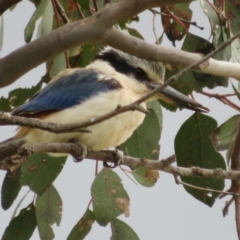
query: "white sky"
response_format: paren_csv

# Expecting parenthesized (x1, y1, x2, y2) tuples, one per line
(0, 1, 238, 239)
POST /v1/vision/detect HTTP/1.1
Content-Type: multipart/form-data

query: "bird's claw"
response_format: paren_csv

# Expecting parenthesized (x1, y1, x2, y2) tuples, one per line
(103, 150, 122, 168)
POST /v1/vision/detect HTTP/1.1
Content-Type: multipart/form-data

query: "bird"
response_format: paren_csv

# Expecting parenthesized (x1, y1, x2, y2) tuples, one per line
(7, 47, 208, 151)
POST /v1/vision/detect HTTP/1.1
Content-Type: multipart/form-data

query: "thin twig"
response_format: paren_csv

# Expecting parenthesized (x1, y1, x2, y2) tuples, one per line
(74, 0, 85, 19)
(176, 177, 240, 196)
(92, 0, 98, 11)
(149, 8, 204, 30)
(51, 0, 71, 68)
(119, 166, 138, 185)
(201, 91, 240, 112)
(152, 10, 159, 44)
(223, 197, 234, 217)
(54, 0, 69, 24)
(0, 112, 91, 133)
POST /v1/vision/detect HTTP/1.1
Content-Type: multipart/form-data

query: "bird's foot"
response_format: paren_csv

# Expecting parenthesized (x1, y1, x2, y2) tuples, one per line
(103, 150, 122, 168)
(68, 138, 88, 162)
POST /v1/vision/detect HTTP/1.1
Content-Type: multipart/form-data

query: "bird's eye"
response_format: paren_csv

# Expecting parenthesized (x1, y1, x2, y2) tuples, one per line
(134, 67, 144, 76)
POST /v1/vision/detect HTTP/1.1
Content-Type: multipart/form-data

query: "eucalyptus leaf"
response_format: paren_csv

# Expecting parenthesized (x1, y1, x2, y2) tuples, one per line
(67, 209, 95, 240)
(175, 113, 226, 207)
(35, 185, 62, 240)
(21, 153, 67, 195)
(110, 218, 139, 240)
(91, 168, 130, 226)
(2, 203, 37, 240)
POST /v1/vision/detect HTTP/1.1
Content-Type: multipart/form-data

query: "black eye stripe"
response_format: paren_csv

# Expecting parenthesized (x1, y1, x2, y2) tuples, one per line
(95, 50, 152, 82)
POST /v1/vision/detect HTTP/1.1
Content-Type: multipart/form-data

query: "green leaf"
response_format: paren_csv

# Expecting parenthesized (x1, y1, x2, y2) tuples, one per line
(175, 113, 226, 207)
(37, 0, 53, 38)
(161, 3, 192, 46)
(49, 53, 67, 78)
(0, 81, 42, 112)
(35, 185, 62, 240)
(132, 167, 159, 187)
(200, 0, 219, 24)
(2, 203, 37, 240)
(67, 209, 95, 240)
(21, 153, 67, 195)
(118, 102, 161, 160)
(77, 0, 90, 10)
(91, 168, 130, 226)
(182, 33, 228, 91)
(11, 190, 31, 219)
(1, 169, 21, 210)
(24, 0, 50, 42)
(110, 218, 139, 240)
(231, 82, 240, 100)
(118, 101, 161, 186)
(210, 114, 240, 151)
(127, 27, 144, 39)
(70, 44, 101, 68)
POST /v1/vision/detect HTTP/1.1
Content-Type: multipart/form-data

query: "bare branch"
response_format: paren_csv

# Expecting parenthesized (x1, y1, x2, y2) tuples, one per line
(2, 0, 240, 89)
(201, 91, 240, 111)
(0, 112, 91, 133)
(0, 0, 21, 16)
(2, 141, 240, 183)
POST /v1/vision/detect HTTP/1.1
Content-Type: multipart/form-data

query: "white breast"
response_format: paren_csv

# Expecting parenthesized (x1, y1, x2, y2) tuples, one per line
(22, 89, 146, 151)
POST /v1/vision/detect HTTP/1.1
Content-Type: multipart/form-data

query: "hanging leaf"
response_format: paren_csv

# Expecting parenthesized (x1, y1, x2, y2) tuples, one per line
(37, 0, 53, 38)
(182, 33, 228, 91)
(1, 169, 21, 210)
(118, 101, 161, 160)
(2, 203, 37, 240)
(49, 53, 67, 78)
(0, 81, 42, 112)
(11, 190, 31, 219)
(127, 27, 144, 39)
(211, 114, 240, 151)
(175, 113, 226, 207)
(35, 185, 62, 240)
(24, 0, 50, 42)
(110, 218, 139, 240)
(118, 101, 161, 187)
(132, 167, 159, 187)
(67, 209, 95, 240)
(21, 153, 67, 195)
(200, 0, 219, 24)
(231, 82, 240, 100)
(161, 3, 192, 46)
(70, 44, 102, 68)
(91, 168, 130, 226)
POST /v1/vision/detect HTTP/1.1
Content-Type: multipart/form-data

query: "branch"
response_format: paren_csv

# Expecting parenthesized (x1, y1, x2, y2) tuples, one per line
(0, 103, 148, 133)
(230, 127, 240, 240)
(0, 112, 91, 133)
(1, 0, 240, 88)
(2, 141, 240, 183)
(0, 0, 21, 16)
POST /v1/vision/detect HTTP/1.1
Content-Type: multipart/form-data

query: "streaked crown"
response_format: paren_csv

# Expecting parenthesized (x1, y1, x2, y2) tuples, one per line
(95, 47, 165, 84)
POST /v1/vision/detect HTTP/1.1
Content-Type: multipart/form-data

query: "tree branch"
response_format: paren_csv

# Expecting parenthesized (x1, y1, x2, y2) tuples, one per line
(2, 140, 240, 183)
(1, 0, 240, 88)
(0, 0, 21, 16)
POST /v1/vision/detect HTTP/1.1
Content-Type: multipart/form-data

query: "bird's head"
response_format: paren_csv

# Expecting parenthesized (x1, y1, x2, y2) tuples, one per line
(92, 47, 208, 112)
(94, 47, 165, 87)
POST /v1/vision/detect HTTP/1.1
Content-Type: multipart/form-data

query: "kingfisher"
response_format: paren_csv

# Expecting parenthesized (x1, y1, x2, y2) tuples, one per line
(8, 47, 208, 151)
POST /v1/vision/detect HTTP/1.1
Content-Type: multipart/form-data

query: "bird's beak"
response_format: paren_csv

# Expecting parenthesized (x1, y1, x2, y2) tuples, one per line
(146, 83, 209, 113)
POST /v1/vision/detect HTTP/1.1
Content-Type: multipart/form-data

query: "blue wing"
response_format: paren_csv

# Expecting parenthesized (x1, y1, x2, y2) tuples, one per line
(12, 68, 122, 116)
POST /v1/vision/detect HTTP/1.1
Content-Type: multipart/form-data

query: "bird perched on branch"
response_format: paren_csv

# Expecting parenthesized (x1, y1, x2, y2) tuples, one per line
(10, 47, 208, 151)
